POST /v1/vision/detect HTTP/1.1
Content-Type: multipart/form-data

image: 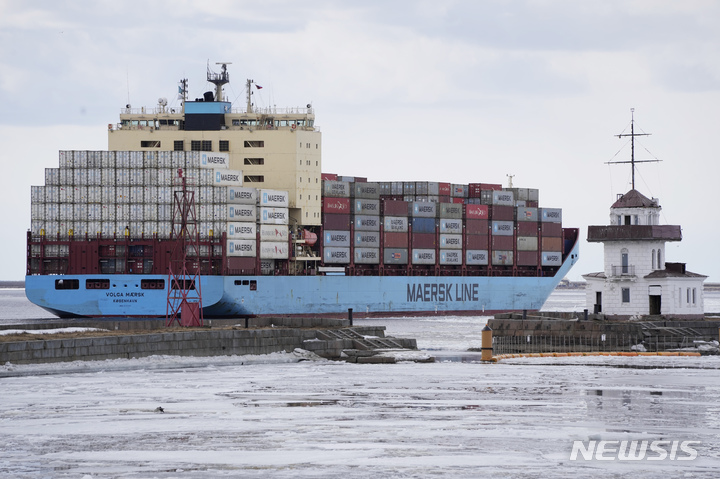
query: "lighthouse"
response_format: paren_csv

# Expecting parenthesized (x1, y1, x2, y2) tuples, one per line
(583, 112, 706, 319)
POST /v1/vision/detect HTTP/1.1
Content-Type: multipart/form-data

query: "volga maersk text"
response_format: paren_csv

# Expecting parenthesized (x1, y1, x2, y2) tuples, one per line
(26, 63, 579, 319)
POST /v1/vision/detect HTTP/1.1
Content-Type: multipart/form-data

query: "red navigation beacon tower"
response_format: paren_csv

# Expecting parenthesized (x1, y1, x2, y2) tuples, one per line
(166, 168, 203, 327)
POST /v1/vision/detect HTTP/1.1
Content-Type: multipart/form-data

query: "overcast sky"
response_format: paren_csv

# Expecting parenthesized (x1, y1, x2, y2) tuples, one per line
(1, 0, 719, 283)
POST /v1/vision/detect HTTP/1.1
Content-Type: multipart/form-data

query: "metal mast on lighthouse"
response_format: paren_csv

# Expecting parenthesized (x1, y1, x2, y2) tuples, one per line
(166, 167, 203, 327)
(607, 108, 660, 190)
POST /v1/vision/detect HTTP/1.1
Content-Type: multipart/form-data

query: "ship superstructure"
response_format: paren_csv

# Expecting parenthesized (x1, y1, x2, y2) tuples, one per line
(26, 63, 579, 318)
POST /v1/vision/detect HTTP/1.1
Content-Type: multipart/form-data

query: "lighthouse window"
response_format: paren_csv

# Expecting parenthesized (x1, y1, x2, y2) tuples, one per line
(621, 288, 630, 303)
(693, 288, 697, 305)
(219, 140, 229, 152)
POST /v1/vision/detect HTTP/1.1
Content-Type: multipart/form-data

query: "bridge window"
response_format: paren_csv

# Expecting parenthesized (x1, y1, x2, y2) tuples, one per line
(174, 140, 184, 151)
(141, 141, 161, 148)
(244, 140, 264, 148)
(244, 175, 264, 183)
(244, 158, 264, 165)
(219, 140, 229, 152)
(191, 140, 212, 151)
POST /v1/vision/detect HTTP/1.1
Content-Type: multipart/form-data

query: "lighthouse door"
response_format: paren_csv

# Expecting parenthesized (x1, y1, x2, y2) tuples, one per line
(648, 285, 662, 315)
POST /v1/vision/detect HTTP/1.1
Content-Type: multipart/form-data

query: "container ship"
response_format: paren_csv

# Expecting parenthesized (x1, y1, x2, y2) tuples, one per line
(26, 63, 579, 319)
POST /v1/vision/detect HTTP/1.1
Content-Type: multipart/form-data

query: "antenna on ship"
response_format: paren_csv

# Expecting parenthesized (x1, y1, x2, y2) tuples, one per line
(207, 61, 231, 101)
(246, 79, 255, 113)
(606, 108, 660, 190)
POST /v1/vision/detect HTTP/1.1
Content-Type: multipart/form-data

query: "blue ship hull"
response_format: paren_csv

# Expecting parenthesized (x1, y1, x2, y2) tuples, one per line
(25, 240, 578, 318)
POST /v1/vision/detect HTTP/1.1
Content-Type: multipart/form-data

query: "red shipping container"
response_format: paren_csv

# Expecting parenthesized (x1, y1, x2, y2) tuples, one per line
(541, 222, 562, 237)
(465, 219, 489, 235)
(322, 197, 350, 214)
(468, 184, 482, 198)
(526, 200, 538, 208)
(355, 177, 368, 183)
(491, 235, 514, 250)
(321, 173, 338, 181)
(481, 183, 502, 191)
(226, 256, 256, 272)
(322, 214, 351, 230)
(490, 205, 514, 221)
(541, 236, 563, 251)
(516, 251, 538, 266)
(464, 204, 489, 219)
(452, 197, 465, 204)
(411, 233, 436, 249)
(383, 232, 409, 248)
(381, 200, 409, 216)
(439, 182, 451, 196)
(517, 221, 539, 236)
(465, 234, 489, 249)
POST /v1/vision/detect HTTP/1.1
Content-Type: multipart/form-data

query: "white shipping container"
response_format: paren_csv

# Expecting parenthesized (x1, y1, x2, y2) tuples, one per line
(228, 204, 257, 221)
(130, 151, 143, 168)
(187, 152, 200, 168)
(59, 169, 73, 186)
(259, 224, 289, 242)
(354, 215, 380, 231)
(199, 152, 230, 169)
(412, 249, 436, 265)
(143, 221, 158, 236)
(213, 204, 227, 221)
(324, 230, 351, 247)
(101, 151, 115, 169)
(440, 234, 463, 249)
(59, 186, 73, 203)
(130, 169, 144, 186)
(88, 221, 102, 236)
(101, 204, 116, 221)
(72, 203, 87, 220)
(129, 204, 144, 221)
(439, 250, 462, 265)
(157, 168, 173, 186)
(128, 221, 143, 237)
(199, 186, 214, 204)
(87, 186, 102, 203)
(157, 186, 172, 204)
(198, 221, 214, 238)
(143, 204, 157, 220)
(157, 221, 172, 239)
(59, 221, 74, 237)
(466, 249, 489, 265)
(73, 168, 87, 186)
(197, 204, 212, 221)
(143, 168, 158, 185)
(212, 169, 243, 186)
(157, 204, 172, 221)
(354, 231, 380, 247)
(73, 186, 88, 204)
(59, 151, 72, 168)
(492, 190, 515, 206)
(74, 221, 89, 237)
(353, 199, 380, 215)
(30, 220, 44, 236)
(31, 186, 44, 203)
(540, 208, 562, 223)
(259, 189, 290, 208)
(143, 186, 158, 203)
(199, 169, 214, 186)
(322, 180, 351, 198)
(517, 236, 539, 251)
(59, 203, 73, 220)
(323, 247, 350, 264)
(73, 151, 88, 168)
(157, 151, 172, 168)
(101, 186, 115, 204)
(144, 151, 158, 168)
(354, 247, 380, 264)
(45, 186, 59, 203)
(87, 204, 101, 220)
(226, 186, 258, 204)
(171, 151, 186, 168)
(383, 216, 409, 233)
(492, 250, 514, 265)
(439, 219, 462, 234)
(128, 186, 143, 203)
(115, 204, 129, 221)
(45, 168, 60, 186)
(411, 201, 436, 218)
(260, 241, 289, 260)
(260, 259, 275, 275)
(45, 203, 59, 221)
(101, 221, 117, 237)
(101, 168, 116, 186)
(492, 221, 514, 236)
(259, 207, 289, 225)
(44, 221, 59, 237)
(116, 186, 130, 204)
(227, 239, 257, 257)
(116, 169, 130, 186)
(31, 204, 45, 220)
(226, 222, 256, 240)
(541, 251, 563, 266)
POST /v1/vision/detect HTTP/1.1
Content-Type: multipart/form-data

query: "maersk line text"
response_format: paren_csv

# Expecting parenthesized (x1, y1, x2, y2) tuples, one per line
(407, 283, 479, 302)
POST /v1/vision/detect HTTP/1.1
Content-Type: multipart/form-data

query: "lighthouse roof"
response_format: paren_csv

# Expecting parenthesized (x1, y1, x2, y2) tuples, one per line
(611, 189, 658, 209)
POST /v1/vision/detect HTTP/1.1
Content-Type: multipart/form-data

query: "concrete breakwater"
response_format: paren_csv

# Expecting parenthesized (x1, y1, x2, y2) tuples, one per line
(0, 317, 418, 365)
(488, 313, 720, 355)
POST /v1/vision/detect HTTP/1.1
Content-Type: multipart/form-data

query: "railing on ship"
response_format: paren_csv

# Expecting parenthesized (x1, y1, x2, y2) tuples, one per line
(120, 106, 314, 116)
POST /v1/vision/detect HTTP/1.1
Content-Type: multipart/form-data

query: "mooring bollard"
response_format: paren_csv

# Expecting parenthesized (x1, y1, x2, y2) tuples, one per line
(481, 324, 493, 361)
(348, 308, 353, 326)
